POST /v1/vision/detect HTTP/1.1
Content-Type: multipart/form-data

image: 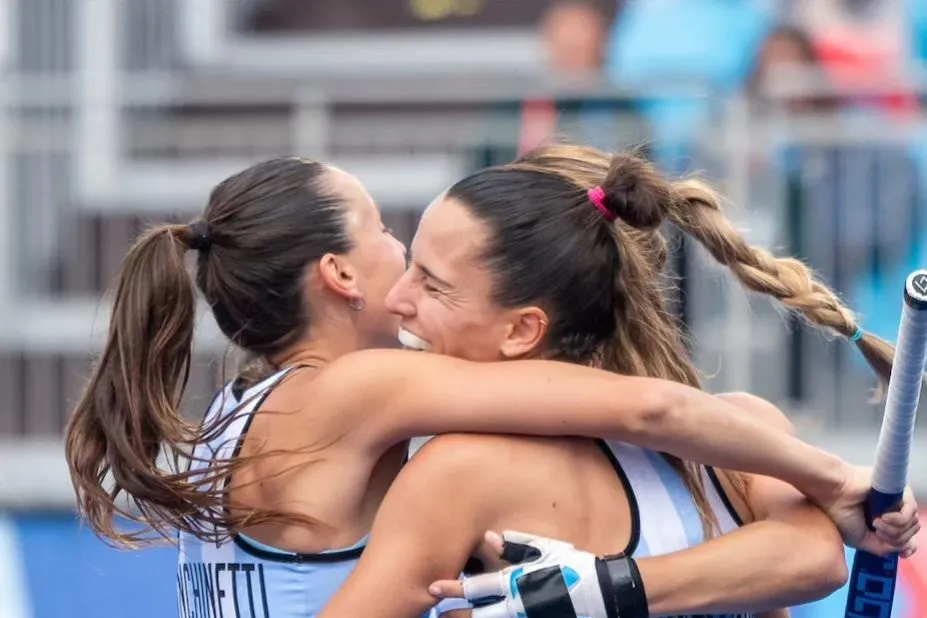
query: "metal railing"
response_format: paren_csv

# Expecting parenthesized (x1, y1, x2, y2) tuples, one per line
(1, 0, 927, 505)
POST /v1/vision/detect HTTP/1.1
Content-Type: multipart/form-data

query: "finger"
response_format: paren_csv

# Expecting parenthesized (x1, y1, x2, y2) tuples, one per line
(892, 522, 921, 548)
(484, 531, 505, 556)
(904, 485, 917, 505)
(901, 541, 918, 559)
(462, 571, 507, 601)
(877, 512, 917, 530)
(501, 530, 548, 546)
(901, 488, 918, 518)
(881, 494, 918, 523)
(875, 520, 921, 545)
(879, 500, 918, 525)
(429, 580, 466, 600)
(858, 533, 895, 557)
(499, 530, 544, 564)
(864, 530, 918, 558)
(472, 601, 514, 618)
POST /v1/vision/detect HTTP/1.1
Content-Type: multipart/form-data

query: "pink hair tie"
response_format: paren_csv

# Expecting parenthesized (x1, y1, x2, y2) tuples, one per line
(587, 186, 615, 221)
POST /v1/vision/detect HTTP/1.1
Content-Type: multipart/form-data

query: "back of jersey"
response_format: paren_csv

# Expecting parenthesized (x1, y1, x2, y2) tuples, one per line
(177, 367, 365, 618)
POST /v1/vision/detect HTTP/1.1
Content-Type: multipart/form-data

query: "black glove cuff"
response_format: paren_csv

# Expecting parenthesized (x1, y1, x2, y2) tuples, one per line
(594, 554, 649, 618)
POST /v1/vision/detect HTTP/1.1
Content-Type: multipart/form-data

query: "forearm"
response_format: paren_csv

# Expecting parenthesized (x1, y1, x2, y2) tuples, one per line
(346, 352, 847, 505)
(637, 386, 846, 506)
(634, 519, 845, 615)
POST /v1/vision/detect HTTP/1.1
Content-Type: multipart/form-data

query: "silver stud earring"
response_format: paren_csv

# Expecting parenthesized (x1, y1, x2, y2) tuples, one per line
(349, 297, 365, 312)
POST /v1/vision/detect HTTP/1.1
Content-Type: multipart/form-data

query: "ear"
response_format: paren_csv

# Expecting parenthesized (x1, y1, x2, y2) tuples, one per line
(499, 306, 550, 359)
(316, 253, 362, 303)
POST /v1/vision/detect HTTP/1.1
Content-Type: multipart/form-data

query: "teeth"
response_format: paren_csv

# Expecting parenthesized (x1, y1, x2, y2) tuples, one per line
(398, 327, 432, 352)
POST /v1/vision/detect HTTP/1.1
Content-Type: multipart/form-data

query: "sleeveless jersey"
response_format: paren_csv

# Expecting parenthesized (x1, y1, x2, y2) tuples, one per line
(601, 440, 751, 618)
(176, 371, 749, 618)
(177, 367, 371, 618)
(427, 440, 751, 618)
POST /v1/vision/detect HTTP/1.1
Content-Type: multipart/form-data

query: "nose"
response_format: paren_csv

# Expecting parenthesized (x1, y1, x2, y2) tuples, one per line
(385, 269, 416, 318)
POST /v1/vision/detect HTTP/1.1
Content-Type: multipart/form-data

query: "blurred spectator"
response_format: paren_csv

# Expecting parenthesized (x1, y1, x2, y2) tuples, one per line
(517, 1, 613, 155)
(790, 0, 916, 114)
(473, 0, 640, 168)
(746, 25, 837, 115)
(608, 0, 774, 90)
(605, 0, 775, 172)
(540, 0, 609, 80)
(742, 23, 924, 398)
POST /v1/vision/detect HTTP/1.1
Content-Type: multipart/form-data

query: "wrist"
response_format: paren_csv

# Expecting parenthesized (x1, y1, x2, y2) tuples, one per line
(595, 554, 649, 618)
(799, 448, 849, 508)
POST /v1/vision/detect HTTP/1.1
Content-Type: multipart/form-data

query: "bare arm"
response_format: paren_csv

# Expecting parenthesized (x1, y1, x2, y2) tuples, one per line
(640, 393, 847, 615)
(318, 350, 847, 504)
(317, 436, 491, 618)
(638, 475, 845, 615)
(317, 428, 844, 618)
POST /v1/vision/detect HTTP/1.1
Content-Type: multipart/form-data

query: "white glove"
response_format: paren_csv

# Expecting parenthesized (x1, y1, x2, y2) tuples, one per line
(433, 531, 611, 618)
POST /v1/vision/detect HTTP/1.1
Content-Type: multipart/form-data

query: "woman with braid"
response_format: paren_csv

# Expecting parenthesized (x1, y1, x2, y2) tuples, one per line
(318, 145, 919, 618)
(64, 157, 916, 618)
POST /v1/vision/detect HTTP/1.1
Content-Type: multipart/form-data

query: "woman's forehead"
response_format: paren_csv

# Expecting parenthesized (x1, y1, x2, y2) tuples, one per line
(413, 197, 487, 273)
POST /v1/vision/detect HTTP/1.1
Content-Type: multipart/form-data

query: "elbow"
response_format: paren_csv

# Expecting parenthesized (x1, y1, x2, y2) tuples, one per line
(815, 545, 849, 597)
(619, 382, 696, 450)
(796, 537, 849, 601)
(636, 383, 688, 439)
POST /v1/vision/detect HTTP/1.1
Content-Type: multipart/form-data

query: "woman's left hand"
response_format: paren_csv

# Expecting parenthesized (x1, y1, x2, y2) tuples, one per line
(818, 465, 920, 558)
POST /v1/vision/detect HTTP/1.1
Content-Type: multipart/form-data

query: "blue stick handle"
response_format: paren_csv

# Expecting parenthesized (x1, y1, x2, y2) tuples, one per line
(843, 270, 927, 618)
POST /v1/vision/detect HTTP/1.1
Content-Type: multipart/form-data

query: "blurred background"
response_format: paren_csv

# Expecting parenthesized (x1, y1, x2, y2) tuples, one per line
(0, 0, 927, 616)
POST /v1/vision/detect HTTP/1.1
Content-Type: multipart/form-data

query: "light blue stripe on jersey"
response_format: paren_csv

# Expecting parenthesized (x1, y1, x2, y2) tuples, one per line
(642, 450, 704, 548)
(178, 368, 372, 618)
(634, 527, 651, 557)
(605, 441, 750, 617)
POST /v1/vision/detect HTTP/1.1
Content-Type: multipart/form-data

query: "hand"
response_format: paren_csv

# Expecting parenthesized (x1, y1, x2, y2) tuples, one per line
(818, 465, 920, 558)
(429, 531, 605, 618)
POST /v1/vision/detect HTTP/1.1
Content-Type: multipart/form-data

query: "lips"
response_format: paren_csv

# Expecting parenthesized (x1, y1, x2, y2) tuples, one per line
(398, 327, 432, 352)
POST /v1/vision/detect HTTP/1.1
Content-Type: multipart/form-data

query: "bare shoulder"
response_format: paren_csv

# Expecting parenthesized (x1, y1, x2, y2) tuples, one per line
(409, 434, 523, 476)
(405, 434, 570, 497)
(306, 349, 413, 418)
(382, 434, 521, 528)
(311, 349, 463, 411)
(315, 349, 412, 390)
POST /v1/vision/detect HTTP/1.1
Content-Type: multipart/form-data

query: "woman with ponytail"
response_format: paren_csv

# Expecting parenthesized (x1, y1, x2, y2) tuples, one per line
(319, 146, 918, 618)
(66, 156, 916, 618)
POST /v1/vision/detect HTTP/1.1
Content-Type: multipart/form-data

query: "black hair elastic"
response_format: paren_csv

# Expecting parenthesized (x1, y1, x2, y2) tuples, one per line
(188, 220, 213, 252)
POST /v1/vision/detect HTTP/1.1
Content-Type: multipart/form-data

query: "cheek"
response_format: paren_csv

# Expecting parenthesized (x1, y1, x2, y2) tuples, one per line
(427, 308, 504, 361)
(366, 239, 405, 289)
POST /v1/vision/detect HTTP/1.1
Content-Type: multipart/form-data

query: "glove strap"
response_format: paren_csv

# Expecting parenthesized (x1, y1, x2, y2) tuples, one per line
(594, 554, 649, 618)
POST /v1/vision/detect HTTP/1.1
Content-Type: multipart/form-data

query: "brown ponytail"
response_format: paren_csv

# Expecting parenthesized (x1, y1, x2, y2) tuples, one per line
(65, 224, 205, 546)
(666, 178, 894, 386)
(594, 152, 896, 534)
(452, 146, 732, 537)
(65, 157, 355, 547)
(595, 153, 735, 538)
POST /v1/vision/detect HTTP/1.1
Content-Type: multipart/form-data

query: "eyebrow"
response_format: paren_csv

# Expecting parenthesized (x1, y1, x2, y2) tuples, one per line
(414, 259, 455, 290)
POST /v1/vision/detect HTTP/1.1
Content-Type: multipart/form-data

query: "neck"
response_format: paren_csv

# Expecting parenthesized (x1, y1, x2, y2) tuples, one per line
(271, 319, 372, 369)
